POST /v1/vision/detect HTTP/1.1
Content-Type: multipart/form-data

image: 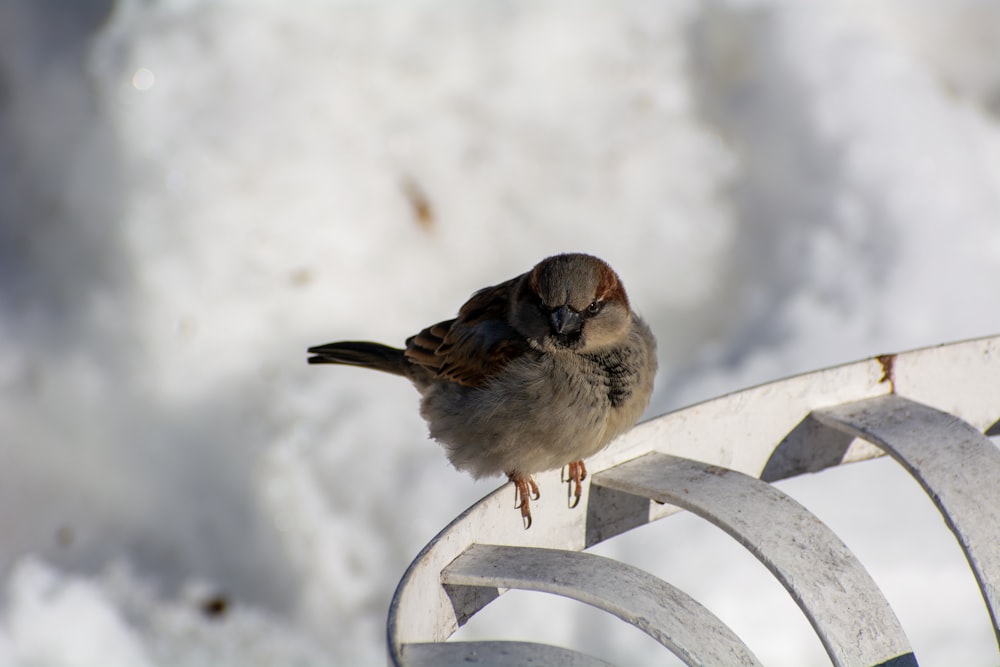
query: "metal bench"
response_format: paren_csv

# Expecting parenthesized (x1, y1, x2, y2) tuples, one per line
(386, 335, 1000, 666)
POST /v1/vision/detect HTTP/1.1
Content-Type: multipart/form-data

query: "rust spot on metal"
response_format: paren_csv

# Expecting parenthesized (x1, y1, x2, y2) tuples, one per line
(401, 176, 435, 232)
(876, 353, 896, 393)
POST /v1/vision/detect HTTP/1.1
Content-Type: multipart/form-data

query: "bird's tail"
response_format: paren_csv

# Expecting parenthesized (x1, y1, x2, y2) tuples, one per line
(307, 341, 411, 377)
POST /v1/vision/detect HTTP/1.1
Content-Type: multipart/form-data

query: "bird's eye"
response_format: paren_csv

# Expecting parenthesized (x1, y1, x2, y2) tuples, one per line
(586, 300, 602, 314)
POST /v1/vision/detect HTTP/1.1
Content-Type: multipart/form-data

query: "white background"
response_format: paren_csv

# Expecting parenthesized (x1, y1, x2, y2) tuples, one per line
(1, 1, 1000, 665)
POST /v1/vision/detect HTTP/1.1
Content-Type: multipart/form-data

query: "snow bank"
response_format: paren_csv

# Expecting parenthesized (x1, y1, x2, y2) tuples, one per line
(1, 1, 999, 664)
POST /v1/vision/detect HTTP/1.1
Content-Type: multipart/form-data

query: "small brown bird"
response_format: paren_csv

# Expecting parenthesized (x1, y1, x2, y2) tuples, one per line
(308, 253, 657, 528)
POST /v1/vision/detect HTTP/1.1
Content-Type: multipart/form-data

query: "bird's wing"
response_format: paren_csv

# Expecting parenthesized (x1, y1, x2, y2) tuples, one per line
(405, 277, 530, 387)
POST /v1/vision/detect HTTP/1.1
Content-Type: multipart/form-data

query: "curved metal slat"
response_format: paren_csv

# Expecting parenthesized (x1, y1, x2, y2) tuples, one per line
(401, 640, 616, 667)
(441, 544, 763, 667)
(592, 452, 916, 667)
(388, 336, 1000, 666)
(813, 394, 1000, 645)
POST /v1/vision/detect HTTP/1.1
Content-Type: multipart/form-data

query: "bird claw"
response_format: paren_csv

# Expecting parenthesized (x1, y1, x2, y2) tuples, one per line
(563, 460, 587, 509)
(509, 475, 539, 529)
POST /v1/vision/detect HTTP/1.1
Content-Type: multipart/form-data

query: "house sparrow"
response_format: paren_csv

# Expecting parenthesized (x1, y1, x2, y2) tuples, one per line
(308, 253, 657, 528)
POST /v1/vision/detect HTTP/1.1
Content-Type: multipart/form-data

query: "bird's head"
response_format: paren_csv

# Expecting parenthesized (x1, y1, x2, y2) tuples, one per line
(512, 253, 632, 353)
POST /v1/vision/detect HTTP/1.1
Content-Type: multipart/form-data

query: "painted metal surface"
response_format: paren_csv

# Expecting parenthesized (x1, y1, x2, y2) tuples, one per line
(400, 641, 617, 667)
(386, 334, 1000, 666)
(442, 544, 763, 666)
(593, 453, 914, 667)
(814, 395, 1000, 645)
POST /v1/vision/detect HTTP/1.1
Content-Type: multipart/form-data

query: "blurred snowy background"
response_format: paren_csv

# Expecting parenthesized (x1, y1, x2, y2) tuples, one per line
(2, 1, 1000, 665)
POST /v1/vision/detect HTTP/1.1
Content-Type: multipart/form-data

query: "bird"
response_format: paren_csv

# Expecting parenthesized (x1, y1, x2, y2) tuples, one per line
(307, 253, 657, 528)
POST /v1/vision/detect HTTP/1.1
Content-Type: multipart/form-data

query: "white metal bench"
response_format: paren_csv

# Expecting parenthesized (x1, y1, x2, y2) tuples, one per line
(386, 335, 1000, 666)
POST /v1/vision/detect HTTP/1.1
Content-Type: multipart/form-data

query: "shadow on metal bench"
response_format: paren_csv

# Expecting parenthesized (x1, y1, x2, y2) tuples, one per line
(387, 335, 1000, 667)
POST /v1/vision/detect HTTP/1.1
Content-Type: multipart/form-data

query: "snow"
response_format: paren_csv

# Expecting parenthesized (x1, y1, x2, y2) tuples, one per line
(2, 1, 1000, 665)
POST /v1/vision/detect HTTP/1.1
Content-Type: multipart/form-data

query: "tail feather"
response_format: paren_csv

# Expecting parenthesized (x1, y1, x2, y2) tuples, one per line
(307, 341, 410, 376)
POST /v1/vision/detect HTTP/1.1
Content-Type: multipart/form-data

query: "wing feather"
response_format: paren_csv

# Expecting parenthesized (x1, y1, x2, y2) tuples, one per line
(404, 276, 530, 387)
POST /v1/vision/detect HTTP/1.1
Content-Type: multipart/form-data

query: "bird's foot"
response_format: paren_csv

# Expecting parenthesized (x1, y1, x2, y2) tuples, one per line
(509, 474, 540, 529)
(562, 460, 587, 509)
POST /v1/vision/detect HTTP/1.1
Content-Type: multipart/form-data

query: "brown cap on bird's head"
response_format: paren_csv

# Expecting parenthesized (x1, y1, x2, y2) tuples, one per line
(527, 253, 630, 311)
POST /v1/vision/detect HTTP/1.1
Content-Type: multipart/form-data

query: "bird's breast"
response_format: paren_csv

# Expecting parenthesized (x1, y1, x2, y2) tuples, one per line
(580, 347, 642, 408)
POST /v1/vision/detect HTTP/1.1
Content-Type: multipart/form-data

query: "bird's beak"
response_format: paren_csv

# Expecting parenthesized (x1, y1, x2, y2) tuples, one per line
(550, 305, 582, 335)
